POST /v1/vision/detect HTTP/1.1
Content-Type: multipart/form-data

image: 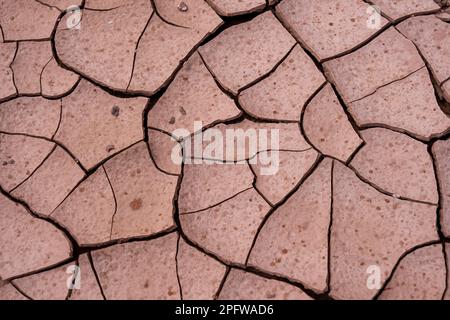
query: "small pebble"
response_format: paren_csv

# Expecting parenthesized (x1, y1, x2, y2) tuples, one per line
(106, 145, 115, 152)
(178, 1, 188, 12)
(111, 106, 120, 117)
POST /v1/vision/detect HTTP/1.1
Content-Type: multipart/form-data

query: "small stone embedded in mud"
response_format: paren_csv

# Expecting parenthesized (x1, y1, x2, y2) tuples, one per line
(179, 107, 187, 116)
(111, 106, 120, 117)
(169, 117, 176, 124)
(106, 145, 115, 152)
(178, 1, 188, 12)
(9, 159, 15, 165)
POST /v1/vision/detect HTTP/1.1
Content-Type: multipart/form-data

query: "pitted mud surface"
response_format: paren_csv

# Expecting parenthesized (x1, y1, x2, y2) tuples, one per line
(1, 0, 450, 300)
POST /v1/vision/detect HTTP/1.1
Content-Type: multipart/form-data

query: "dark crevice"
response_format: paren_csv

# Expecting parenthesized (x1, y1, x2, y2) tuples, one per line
(244, 155, 324, 266)
(373, 240, 442, 300)
(3, 0, 448, 300)
(395, 25, 450, 116)
(50, 2, 214, 98)
(325, 160, 335, 294)
(34, 0, 61, 11)
(329, 83, 365, 143)
(357, 123, 450, 144)
(0, 131, 87, 173)
(150, 0, 190, 29)
(442, 77, 450, 85)
(429, 140, 447, 258)
(349, 66, 426, 104)
(441, 242, 448, 299)
(175, 234, 184, 300)
(247, 161, 274, 208)
(298, 81, 328, 155)
(187, 147, 313, 164)
(236, 264, 332, 300)
(321, 5, 441, 63)
(39, 57, 54, 95)
(236, 42, 297, 94)
(126, 10, 155, 92)
(10, 281, 33, 300)
(199, 47, 302, 125)
(174, 162, 329, 300)
(347, 163, 438, 206)
(0, 23, 5, 41)
(8, 144, 57, 194)
(42, 68, 82, 100)
(213, 266, 230, 300)
(84, 6, 123, 12)
(51, 99, 64, 140)
(180, 187, 254, 215)
(9, 41, 19, 97)
(145, 137, 180, 177)
(46, 140, 143, 219)
(87, 251, 107, 300)
(0, 186, 80, 282)
(78, 227, 178, 254)
(0, 76, 81, 104)
(103, 165, 118, 242)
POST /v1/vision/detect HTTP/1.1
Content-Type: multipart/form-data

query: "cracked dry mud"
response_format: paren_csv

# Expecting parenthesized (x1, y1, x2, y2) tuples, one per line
(0, 0, 450, 301)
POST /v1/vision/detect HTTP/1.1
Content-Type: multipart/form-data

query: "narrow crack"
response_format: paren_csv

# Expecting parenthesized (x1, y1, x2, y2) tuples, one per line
(9, 41, 19, 98)
(357, 123, 450, 144)
(171, 145, 328, 299)
(0, 131, 88, 173)
(34, 0, 61, 12)
(39, 56, 54, 95)
(349, 65, 426, 104)
(298, 81, 329, 156)
(175, 233, 184, 300)
(321, 6, 441, 63)
(126, 9, 155, 92)
(237, 42, 297, 94)
(247, 159, 275, 208)
(244, 155, 324, 266)
(395, 25, 450, 116)
(103, 165, 118, 242)
(10, 281, 33, 300)
(51, 99, 63, 140)
(8, 144, 57, 194)
(47, 140, 145, 219)
(150, 0, 190, 29)
(373, 240, 442, 300)
(180, 187, 254, 215)
(347, 163, 439, 206)
(87, 251, 107, 300)
(0, 186, 80, 281)
(213, 266, 230, 300)
(441, 242, 448, 299)
(145, 138, 179, 177)
(199, 46, 303, 125)
(187, 147, 313, 164)
(325, 160, 335, 294)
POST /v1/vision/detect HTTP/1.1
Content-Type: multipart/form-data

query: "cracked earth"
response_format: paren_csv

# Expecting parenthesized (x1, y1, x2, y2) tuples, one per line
(1, 0, 450, 300)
